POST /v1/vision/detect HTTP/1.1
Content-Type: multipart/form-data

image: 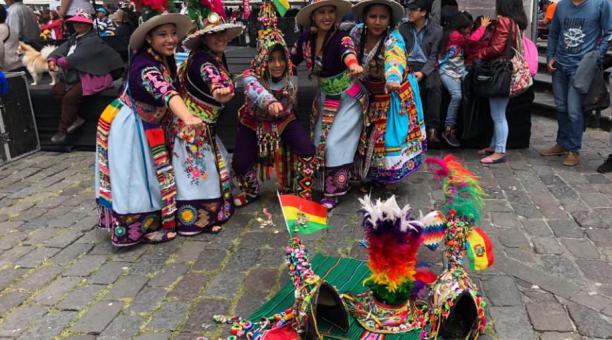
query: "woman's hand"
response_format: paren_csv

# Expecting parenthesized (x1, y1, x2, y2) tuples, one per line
(267, 102, 283, 117)
(183, 115, 203, 127)
(213, 87, 235, 103)
(48, 60, 58, 72)
(386, 81, 400, 92)
(349, 63, 364, 77)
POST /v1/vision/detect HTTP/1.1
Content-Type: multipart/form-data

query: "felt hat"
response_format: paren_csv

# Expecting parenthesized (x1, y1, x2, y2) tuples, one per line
(65, 9, 94, 25)
(128, 13, 192, 50)
(182, 0, 244, 51)
(352, 0, 405, 26)
(295, 0, 352, 27)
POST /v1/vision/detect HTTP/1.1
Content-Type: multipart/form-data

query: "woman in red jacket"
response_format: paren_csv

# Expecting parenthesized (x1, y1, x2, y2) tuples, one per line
(40, 10, 63, 41)
(475, 0, 528, 164)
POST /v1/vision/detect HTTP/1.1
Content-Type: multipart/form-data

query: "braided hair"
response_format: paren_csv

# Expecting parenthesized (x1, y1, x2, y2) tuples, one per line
(358, 4, 390, 75)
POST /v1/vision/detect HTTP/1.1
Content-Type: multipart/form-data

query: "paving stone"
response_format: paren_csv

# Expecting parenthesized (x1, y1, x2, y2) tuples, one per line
(191, 248, 228, 272)
(497, 229, 531, 249)
(52, 243, 95, 265)
(532, 237, 564, 254)
(540, 255, 582, 280)
(522, 219, 553, 237)
(72, 300, 123, 334)
(585, 229, 612, 247)
(44, 230, 83, 248)
(174, 241, 204, 262)
(168, 272, 208, 300)
(98, 314, 144, 339)
(560, 238, 600, 259)
(490, 212, 521, 228)
(134, 333, 170, 340)
(18, 265, 62, 292)
(148, 263, 189, 287)
(572, 210, 610, 229)
(33, 277, 81, 306)
(574, 260, 612, 283)
(89, 262, 128, 285)
(146, 301, 189, 330)
(183, 298, 228, 333)
(128, 286, 167, 314)
(235, 268, 278, 317)
(505, 248, 537, 264)
(567, 303, 612, 338)
(0, 291, 29, 311)
(15, 247, 61, 268)
(58, 285, 105, 311)
(526, 302, 573, 331)
(482, 276, 523, 307)
(16, 311, 77, 340)
(0, 268, 27, 292)
(64, 255, 107, 277)
(0, 231, 27, 251)
(548, 219, 585, 238)
(105, 275, 148, 300)
(0, 245, 33, 267)
(538, 332, 581, 340)
(0, 302, 46, 336)
(490, 306, 536, 340)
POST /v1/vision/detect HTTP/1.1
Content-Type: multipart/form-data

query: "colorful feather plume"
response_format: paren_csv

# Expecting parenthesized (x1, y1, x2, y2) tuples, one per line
(140, 0, 175, 19)
(426, 155, 485, 223)
(359, 195, 424, 306)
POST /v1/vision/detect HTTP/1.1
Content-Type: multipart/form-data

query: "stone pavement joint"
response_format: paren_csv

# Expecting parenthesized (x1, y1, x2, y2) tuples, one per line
(0, 116, 610, 339)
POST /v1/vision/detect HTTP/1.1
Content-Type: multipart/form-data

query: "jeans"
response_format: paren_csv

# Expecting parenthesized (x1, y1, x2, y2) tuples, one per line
(552, 65, 585, 152)
(440, 74, 462, 128)
(489, 96, 510, 153)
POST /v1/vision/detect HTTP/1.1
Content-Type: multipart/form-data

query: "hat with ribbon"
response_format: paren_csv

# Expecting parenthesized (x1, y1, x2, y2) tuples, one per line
(295, 0, 352, 27)
(182, 0, 245, 51)
(128, 0, 192, 51)
(65, 8, 94, 25)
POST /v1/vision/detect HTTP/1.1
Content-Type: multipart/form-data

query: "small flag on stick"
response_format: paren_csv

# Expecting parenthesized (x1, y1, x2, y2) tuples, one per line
(278, 194, 333, 236)
(273, 0, 290, 17)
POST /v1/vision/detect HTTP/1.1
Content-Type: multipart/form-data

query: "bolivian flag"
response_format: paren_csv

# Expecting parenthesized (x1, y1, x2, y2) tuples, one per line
(273, 0, 290, 17)
(466, 227, 494, 271)
(278, 194, 333, 236)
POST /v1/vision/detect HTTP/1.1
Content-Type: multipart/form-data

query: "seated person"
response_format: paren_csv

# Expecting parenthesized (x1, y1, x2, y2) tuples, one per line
(0, 6, 23, 72)
(47, 9, 123, 144)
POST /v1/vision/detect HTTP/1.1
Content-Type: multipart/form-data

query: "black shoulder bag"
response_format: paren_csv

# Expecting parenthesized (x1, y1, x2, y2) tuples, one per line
(472, 23, 515, 98)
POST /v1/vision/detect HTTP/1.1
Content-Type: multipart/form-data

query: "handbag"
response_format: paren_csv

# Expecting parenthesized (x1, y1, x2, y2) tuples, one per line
(522, 34, 539, 76)
(509, 25, 533, 98)
(472, 23, 514, 98)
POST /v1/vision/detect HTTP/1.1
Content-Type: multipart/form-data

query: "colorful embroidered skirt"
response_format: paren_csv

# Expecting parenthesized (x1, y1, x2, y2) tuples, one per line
(95, 100, 168, 247)
(365, 75, 426, 184)
(172, 129, 234, 235)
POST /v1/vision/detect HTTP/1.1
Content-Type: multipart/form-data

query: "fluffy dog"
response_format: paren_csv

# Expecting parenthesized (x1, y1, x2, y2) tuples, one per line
(17, 43, 58, 86)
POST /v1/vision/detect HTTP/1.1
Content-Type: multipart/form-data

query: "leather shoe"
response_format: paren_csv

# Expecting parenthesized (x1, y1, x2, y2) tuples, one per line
(50, 132, 67, 144)
(597, 155, 612, 173)
(540, 144, 567, 156)
(66, 117, 86, 134)
(562, 152, 579, 166)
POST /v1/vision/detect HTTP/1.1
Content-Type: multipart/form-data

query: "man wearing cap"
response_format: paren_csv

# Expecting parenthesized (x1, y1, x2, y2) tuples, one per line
(93, 7, 115, 37)
(398, 0, 443, 145)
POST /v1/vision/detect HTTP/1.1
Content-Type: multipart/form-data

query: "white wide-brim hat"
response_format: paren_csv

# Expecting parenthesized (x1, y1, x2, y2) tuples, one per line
(295, 0, 352, 27)
(182, 21, 245, 51)
(352, 0, 406, 27)
(129, 13, 193, 51)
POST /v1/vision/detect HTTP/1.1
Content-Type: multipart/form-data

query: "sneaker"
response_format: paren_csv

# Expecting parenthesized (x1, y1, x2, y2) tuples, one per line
(50, 131, 67, 144)
(442, 127, 461, 147)
(562, 152, 579, 167)
(597, 155, 612, 173)
(427, 128, 441, 144)
(66, 117, 86, 134)
(540, 144, 567, 156)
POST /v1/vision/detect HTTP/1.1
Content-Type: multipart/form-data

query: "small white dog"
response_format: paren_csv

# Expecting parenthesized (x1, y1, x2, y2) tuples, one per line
(17, 43, 59, 86)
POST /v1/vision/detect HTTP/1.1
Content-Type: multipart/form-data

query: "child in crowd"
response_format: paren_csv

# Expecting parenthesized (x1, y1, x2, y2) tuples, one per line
(438, 12, 490, 147)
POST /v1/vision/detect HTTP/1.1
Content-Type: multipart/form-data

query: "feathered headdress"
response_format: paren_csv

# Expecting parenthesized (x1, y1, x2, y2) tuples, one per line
(140, 0, 176, 20)
(182, 0, 244, 50)
(359, 195, 430, 306)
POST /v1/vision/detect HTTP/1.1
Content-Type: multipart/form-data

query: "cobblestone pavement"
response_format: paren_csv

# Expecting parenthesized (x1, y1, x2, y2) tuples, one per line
(0, 115, 611, 340)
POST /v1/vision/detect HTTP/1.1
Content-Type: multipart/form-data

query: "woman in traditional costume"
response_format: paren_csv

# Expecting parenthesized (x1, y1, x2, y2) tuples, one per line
(232, 2, 316, 205)
(95, 9, 196, 247)
(350, 0, 426, 189)
(292, 0, 366, 210)
(171, 0, 244, 235)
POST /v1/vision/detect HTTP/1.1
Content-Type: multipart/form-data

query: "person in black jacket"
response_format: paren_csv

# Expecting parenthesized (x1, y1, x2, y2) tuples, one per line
(398, 0, 443, 145)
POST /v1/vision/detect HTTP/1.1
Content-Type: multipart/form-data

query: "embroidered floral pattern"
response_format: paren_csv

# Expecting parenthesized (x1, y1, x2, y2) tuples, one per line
(141, 66, 178, 106)
(201, 62, 233, 94)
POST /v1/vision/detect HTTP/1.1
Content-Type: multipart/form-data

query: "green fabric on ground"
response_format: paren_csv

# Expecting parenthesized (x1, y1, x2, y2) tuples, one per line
(248, 254, 421, 340)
